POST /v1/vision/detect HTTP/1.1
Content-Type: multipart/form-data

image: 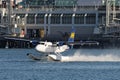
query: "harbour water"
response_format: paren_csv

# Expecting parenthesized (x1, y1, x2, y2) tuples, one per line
(0, 49, 120, 80)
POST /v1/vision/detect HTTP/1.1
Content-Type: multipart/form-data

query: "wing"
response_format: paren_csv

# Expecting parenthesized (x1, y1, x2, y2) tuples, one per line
(5, 37, 39, 46)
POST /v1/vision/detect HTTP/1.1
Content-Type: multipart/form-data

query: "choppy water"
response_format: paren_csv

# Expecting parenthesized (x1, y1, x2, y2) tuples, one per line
(0, 49, 120, 80)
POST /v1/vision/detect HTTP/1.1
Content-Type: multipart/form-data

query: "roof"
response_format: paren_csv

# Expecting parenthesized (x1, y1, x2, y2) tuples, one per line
(77, 0, 103, 6)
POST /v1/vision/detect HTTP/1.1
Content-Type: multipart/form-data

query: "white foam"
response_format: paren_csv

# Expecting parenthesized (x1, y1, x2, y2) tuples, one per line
(61, 50, 120, 62)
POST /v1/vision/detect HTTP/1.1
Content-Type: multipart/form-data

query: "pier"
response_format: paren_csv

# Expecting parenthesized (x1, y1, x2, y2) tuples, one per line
(0, 36, 6, 48)
(0, 36, 36, 48)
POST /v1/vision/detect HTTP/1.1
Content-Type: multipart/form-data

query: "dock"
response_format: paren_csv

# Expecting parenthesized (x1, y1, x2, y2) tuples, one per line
(0, 36, 37, 48)
(0, 34, 120, 49)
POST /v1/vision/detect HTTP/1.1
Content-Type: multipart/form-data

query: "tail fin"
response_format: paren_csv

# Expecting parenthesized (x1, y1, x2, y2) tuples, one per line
(68, 27, 75, 43)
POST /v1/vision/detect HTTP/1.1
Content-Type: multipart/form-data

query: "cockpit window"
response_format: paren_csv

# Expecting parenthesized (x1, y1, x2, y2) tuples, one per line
(40, 43, 44, 45)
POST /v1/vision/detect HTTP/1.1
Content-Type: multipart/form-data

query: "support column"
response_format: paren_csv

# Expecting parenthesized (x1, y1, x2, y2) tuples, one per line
(105, 0, 111, 34)
(35, 14, 37, 24)
(72, 13, 75, 27)
(84, 14, 87, 24)
(44, 14, 47, 35)
(24, 14, 28, 35)
(48, 14, 51, 34)
(7, 0, 13, 34)
(96, 11, 98, 27)
(60, 14, 63, 24)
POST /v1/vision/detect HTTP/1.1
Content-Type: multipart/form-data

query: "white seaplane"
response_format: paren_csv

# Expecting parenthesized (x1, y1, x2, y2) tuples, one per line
(27, 27, 75, 61)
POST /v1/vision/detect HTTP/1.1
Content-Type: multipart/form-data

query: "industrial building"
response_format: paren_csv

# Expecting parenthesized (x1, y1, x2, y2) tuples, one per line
(0, 0, 120, 42)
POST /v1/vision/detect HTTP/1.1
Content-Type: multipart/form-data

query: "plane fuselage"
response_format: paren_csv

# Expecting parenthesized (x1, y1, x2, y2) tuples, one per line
(35, 41, 69, 54)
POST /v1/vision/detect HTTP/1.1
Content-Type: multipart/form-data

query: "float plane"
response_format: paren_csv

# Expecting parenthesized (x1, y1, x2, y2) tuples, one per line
(27, 27, 75, 61)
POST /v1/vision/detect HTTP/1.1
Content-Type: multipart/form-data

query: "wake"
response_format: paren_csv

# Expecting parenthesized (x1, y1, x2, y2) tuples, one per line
(61, 50, 120, 62)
